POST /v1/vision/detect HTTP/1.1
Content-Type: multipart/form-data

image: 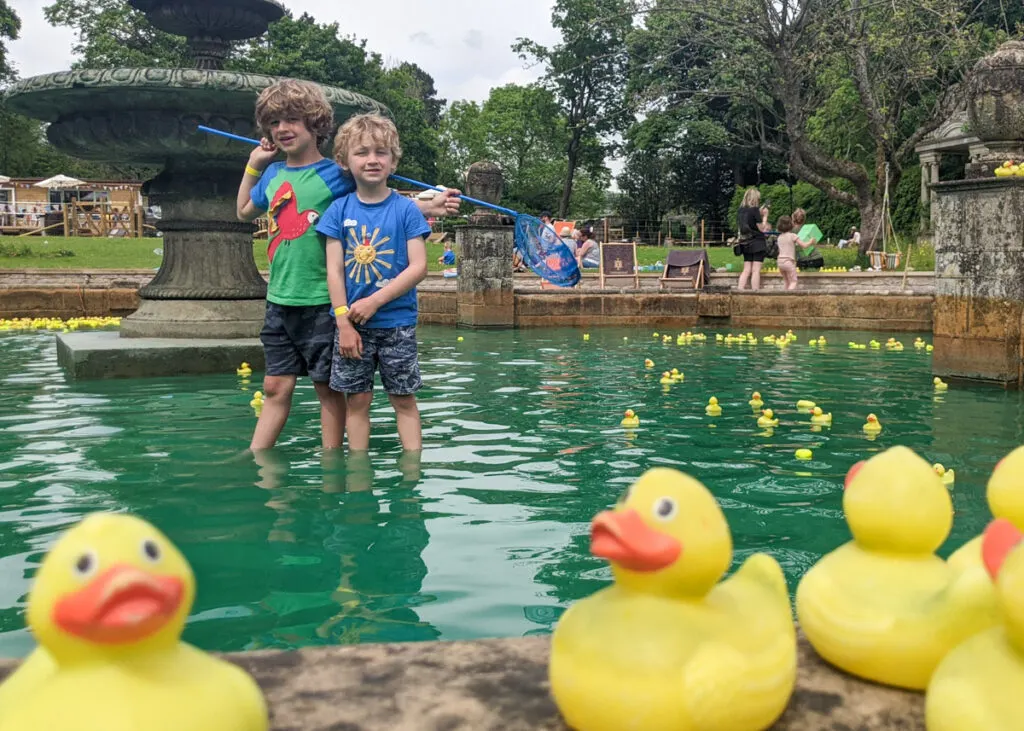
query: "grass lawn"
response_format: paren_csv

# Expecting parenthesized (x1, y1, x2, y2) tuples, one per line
(0, 234, 935, 273)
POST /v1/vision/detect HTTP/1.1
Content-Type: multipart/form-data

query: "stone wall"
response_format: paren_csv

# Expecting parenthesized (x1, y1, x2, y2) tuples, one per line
(933, 177, 1024, 385)
(0, 286, 932, 333)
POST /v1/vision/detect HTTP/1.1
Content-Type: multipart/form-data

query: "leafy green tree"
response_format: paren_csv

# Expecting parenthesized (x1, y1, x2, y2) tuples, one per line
(436, 100, 488, 186)
(44, 0, 187, 68)
(0, 0, 20, 81)
(514, 0, 632, 217)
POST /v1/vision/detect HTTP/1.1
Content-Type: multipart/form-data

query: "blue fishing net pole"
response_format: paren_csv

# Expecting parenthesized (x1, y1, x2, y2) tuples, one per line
(198, 125, 581, 287)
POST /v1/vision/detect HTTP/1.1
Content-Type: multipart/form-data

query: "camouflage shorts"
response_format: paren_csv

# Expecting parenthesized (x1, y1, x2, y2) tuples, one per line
(331, 325, 422, 395)
(260, 302, 335, 383)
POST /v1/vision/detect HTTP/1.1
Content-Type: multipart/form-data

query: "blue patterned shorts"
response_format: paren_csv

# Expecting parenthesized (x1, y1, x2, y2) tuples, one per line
(331, 325, 422, 395)
(260, 302, 335, 382)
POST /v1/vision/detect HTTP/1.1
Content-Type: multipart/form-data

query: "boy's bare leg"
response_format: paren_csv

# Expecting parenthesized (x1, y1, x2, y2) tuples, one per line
(313, 382, 346, 450)
(345, 391, 374, 451)
(250, 375, 296, 450)
(389, 394, 422, 451)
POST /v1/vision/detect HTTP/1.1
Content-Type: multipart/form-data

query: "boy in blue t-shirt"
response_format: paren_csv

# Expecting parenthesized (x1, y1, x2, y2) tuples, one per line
(316, 113, 431, 452)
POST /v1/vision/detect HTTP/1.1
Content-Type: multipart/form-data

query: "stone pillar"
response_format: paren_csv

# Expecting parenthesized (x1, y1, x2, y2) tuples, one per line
(919, 151, 940, 234)
(933, 178, 1024, 386)
(456, 162, 515, 329)
(932, 40, 1024, 387)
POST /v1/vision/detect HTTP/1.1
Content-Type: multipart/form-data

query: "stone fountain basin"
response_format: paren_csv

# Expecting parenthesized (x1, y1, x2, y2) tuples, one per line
(5, 68, 386, 164)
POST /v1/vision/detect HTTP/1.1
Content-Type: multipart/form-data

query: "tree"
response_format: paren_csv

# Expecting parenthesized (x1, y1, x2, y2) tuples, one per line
(0, 0, 20, 81)
(44, 0, 187, 68)
(514, 0, 632, 217)
(436, 100, 488, 186)
(631, 0, 1002, 253)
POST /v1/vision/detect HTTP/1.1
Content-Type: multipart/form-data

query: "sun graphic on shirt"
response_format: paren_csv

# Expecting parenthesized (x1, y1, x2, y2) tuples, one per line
(345, 225, 395, 285)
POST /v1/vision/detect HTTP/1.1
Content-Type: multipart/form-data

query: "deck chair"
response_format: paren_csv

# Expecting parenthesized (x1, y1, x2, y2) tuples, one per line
(599, 242, 639, 289)
(660, 249, 709, 290)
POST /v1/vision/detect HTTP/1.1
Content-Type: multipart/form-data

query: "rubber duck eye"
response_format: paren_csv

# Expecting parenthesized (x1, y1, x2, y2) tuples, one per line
(653, 497, 677, 521)
(141, 539, 161, 562)
(73, 550, 97, 578)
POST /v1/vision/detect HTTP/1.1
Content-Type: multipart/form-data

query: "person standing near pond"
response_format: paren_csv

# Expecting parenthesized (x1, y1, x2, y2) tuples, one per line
(736, 187, 770, 290)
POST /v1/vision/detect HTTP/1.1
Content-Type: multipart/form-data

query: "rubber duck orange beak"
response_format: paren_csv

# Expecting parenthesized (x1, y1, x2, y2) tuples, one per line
(844, 460, 865, 490)
(590, 509, 681, 572)
(983, 518, 1023, 580)
(53, 564, 184, 644)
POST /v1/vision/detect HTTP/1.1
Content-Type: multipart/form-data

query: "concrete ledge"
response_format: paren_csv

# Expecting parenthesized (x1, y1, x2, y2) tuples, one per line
(56, 331, 265, 380)
(0, 634, 922, 730)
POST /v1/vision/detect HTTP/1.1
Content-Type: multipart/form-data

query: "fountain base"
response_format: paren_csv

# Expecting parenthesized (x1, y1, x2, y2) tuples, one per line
(56, 330, 265, 380)
(120, 298, 266, 339)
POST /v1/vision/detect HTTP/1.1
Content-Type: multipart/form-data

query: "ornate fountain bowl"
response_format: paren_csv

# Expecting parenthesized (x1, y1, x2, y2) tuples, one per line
(129, 0, 285, 41)
(5, 68, 388, 165)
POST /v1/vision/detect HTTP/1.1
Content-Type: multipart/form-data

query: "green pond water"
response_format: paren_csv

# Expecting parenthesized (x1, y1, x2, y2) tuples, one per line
(0, 325, 1022, 658)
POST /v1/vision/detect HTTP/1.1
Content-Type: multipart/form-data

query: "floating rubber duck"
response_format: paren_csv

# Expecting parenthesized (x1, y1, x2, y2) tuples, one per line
(795, 449, 812, 461)
(810, 406, 832, 426)
(948, 445, 1024, 573)
(933, 463, 955, 487)
(796, 399, 816, 412)
(457, 336, 464, 342)
(250, 391, 264, 417)
(621, 409, 640, 428)
(583, 333, 590, 341)
(870, 339, 881, 349)
(236, 362, 252, 377)
(757, 409, 779, 428)
(549, 468, 797, 731)
(934, 376, 949, 392)
(0, 513, 268, 731)
(795, 447, 999, 690)
(653, 332, 659, 338)
(926, 519, 1024, 730)
(926, 344, 934, 352)
(705, 396, 721, 416)
(644, 358, 654, 369)
(914, 338, 926, 350)
(659, 371, 674, 385)
(749, 391, 764, 410)
(863, 413, 882, 435)
(670, 368, 684, 382)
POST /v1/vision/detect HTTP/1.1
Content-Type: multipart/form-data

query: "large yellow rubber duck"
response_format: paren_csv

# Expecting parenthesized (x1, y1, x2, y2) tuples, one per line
(705, 396, 721, 416)
(549, 468, 797, 731)
(795, 446, 999, 690)
(0, 513, 268, 731)
(948, 445, 1024, 573)
(926, 518, 1024, 730)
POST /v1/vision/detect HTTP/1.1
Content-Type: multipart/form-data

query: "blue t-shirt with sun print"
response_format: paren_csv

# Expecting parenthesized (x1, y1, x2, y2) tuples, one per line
(316, 190, 431, 329)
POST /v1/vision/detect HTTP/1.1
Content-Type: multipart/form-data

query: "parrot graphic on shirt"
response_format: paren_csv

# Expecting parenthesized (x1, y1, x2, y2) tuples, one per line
(267, 181, 320, 263)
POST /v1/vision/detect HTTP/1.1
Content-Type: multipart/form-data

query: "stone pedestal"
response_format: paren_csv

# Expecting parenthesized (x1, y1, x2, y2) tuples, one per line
(122, 165, 267, 338)
(932, 177, 1024, 386)
(456, 225, 515, 329)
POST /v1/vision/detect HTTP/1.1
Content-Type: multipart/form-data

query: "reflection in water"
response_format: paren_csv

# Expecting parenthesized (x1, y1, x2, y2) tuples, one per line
(1, 327, 1024, 655)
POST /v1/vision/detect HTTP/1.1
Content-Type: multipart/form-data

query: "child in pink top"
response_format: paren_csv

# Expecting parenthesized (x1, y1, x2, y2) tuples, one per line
(775, 215, 812, 290)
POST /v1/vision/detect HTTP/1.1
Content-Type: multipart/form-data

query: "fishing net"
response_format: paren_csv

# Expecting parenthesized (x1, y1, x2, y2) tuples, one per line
(514, 215, 580, 287)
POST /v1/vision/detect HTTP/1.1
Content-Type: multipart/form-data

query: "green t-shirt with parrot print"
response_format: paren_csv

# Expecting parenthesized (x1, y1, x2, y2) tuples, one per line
(251, 158, 355, 306)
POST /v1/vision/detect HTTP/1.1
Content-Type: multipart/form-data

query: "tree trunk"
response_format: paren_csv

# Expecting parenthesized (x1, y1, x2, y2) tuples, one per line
(559, 129, 582, 219)
(857, 200, 881, 256)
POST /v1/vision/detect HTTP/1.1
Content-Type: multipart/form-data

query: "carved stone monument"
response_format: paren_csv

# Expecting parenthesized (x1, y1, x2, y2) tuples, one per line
(933, 41, 1024, 385)
(5, 0, 385, 377)
(455, 162, 514, 329)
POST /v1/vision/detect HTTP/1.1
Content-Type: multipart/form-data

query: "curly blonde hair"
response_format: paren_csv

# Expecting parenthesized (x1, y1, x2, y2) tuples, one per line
(254, 79, 334, 143)
(333, 113, 403, 170)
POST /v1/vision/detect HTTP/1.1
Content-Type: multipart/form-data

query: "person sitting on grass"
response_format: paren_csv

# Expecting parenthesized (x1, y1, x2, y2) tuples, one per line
(437, 241, 455, 266)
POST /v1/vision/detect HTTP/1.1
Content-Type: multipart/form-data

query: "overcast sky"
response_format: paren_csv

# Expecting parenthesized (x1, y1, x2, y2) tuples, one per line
(8, 0, 561, 103)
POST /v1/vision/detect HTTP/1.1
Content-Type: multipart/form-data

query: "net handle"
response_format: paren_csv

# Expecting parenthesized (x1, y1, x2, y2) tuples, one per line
(197, 125, 521, 217)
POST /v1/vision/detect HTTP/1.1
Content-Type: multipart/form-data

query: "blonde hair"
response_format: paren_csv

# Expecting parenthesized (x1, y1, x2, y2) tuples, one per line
(254, 79, 334, 143)
(741, 187, 761, 208)
(333, 113, 403, 168)
(792, 208, 807, 226)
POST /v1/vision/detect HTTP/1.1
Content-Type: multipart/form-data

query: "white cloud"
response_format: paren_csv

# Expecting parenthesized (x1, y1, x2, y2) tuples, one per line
(8, 0, 559, 104)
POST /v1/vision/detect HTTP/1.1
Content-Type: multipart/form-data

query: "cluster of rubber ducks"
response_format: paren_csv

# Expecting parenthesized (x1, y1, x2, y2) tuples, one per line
(0, 316, 121, 333)
(649, 331, 708, 346)
(234, 363, 264, 416)
(994, 159, 1024, 177)
(549, 444, 1024, 731)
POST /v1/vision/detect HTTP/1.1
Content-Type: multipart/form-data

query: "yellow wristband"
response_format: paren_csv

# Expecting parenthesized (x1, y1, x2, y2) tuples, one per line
(334, 305, 349, 317)
(244, 164, 262, 178)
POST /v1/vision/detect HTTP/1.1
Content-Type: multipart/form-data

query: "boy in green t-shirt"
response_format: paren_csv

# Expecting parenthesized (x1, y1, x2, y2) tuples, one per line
(236, 79, 458, 452)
